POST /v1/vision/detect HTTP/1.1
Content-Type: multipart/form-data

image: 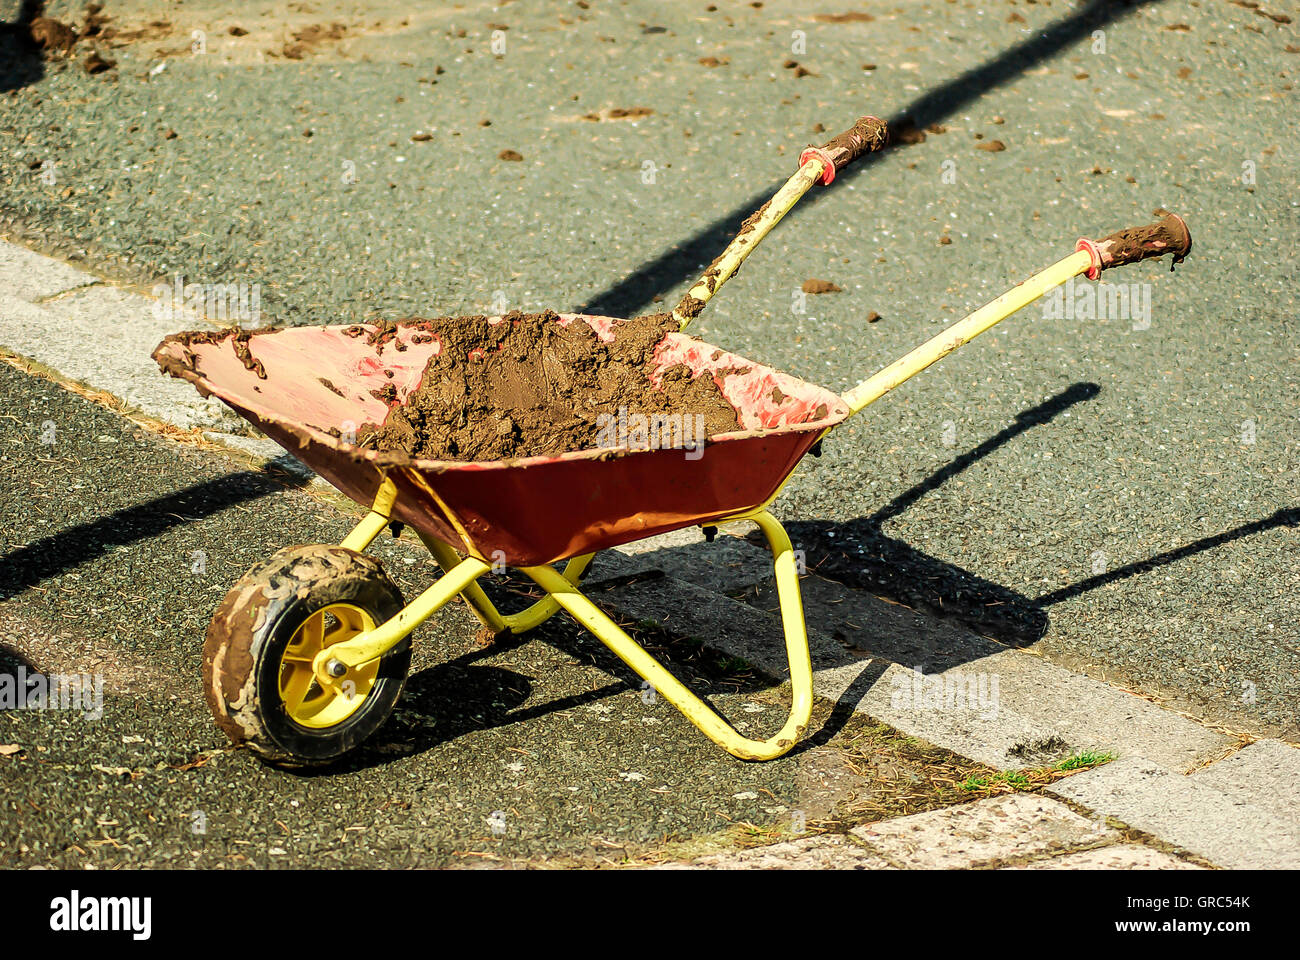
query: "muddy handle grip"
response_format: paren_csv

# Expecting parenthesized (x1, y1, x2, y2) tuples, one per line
(800, 116, 888, 184)
(1079, 214, 1192, 276)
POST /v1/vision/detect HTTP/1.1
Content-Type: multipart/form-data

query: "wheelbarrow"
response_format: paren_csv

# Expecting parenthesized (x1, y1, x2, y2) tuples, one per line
(154, 115, 1192, 766)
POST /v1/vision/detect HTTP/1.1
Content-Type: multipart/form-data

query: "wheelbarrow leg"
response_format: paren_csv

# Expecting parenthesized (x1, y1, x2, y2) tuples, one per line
(339, 476, 400, 552)
(521, 510, 814, 761)
(417, 530, 593, 635)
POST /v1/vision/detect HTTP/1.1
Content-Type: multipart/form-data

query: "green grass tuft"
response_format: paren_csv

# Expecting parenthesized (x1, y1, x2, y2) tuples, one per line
(959, 751, 1116, 795)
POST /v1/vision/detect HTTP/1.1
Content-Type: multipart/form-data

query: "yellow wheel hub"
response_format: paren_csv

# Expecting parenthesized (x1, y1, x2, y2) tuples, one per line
(278, 603, 380, 728)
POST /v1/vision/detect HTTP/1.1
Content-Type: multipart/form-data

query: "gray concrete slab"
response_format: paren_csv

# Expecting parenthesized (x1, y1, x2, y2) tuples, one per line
(846, 661, 1074, 770)
(661, 834, 894, 870)
(850, 793, 1118, 869)
(1190, 739, 1300, 829)
(0, 241, 97, 302)
(0, 288, 241, 431)
(1050, 756, 1300, 869)
(965, 648, 1235, 773)
(1005, 844, 1201, 870)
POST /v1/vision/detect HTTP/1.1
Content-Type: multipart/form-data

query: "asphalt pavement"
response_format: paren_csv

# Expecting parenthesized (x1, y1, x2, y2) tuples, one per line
(0, 0, 1296, 866)
(4, 0, 1294, 735)
(1, 361, 1018, 867)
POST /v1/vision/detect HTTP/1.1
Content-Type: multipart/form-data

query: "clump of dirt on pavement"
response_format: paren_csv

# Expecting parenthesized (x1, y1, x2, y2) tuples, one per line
(357, 311, 743, 461)
(29, 16, 78, 54)
(277, 21, 347, 59)
(27, 2, 116, 65)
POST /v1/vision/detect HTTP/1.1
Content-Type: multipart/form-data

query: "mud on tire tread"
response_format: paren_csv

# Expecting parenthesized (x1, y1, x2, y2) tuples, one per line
(203, 544, 410, 766)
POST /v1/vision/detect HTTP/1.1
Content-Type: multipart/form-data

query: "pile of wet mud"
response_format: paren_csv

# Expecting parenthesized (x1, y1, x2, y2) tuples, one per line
(355, 311, 742, 461)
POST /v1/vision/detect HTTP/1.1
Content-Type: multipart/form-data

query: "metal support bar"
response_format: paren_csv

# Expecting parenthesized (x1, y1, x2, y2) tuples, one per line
(521, 510, 813, 761)
(339, 476, 399, 552)
(315, 555, 491, 680)
(418, 530, 593, 635)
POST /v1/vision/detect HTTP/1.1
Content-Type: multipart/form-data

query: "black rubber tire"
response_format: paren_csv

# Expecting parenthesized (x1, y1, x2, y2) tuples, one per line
(203, 545, 410, 767)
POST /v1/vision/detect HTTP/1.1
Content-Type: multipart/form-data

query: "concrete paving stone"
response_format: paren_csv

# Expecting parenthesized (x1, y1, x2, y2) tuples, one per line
(970, 649, 1236, 773)
(1050, 756, 1300, 869)
(660, 834, 895, 870)
(611, 523, 774, 595)
(595, 570, 850, 678)
(1005, 844, 1203, 870)
(0, 240, 96, 302)
(596, 569, 1076, 769)
(0, 289, 242, 432)
(749, 574, 1234, 771)
(1189, 740, 1300, 828)
(849, 793, 1119, 869)
(849, 662, 1074, 770)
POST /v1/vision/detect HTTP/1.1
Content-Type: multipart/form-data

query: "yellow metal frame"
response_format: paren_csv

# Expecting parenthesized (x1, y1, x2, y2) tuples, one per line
(842, 249, 1094, 416)
(315, 477, 812, 760)
(311, 243, 1102, 759)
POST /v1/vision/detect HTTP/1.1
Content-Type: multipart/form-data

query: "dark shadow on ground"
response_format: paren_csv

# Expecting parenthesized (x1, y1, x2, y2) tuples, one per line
(609, 379, 1292, 705)
(1035, 506, 1299, 607)
(308, 578, 787, 774)
(782, 383, 1101, 647)
(0, 467, 309, 601)
(0, 1, 48, 93)
(580, 0, 1163, 318)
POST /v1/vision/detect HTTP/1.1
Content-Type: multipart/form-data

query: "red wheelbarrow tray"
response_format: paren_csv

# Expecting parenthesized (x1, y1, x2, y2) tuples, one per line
(153, 314, 849, 566)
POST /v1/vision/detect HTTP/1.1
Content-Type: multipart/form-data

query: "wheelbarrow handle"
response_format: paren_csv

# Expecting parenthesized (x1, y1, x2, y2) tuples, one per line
(1075, 213, 1192, 278)
(673, 116, 890, 330)
(841, 217, 1194, 417)
(800, 116, 889, 185)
